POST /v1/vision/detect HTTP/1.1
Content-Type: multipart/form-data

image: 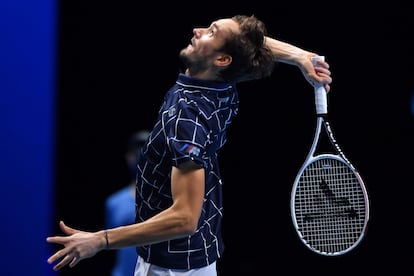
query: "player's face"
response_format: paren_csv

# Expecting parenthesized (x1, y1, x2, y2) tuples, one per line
(179, 18, 239, 76)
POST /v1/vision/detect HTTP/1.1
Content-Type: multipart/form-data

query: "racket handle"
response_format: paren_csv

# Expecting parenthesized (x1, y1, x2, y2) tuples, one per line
(311, 56, 328, 115)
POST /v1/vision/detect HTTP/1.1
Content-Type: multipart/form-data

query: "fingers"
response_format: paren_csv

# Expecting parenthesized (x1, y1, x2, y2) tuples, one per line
(46, 221, 84, 271)
(49, 251, 79, 271)
(316, 60, 330, 69)
(47, 221, 79, 244)
(302, 56, 332, 89)
(315, 65, 330, 75)
(69, 255, 80, 268)
(47, 246, 69, 264)
(47, 245, 81, 271)
(52, 254, 71, 271)
(314, 64, 332, 87)
(46, 236, 65, 245)
(324, 84, 331, 93)
(47, 250, 68, 270)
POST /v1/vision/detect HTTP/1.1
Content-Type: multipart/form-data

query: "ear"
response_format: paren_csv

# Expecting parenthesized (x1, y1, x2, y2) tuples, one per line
(214, 54, 232, 67)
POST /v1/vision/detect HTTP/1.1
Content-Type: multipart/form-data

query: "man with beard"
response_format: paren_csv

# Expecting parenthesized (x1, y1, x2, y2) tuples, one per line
(47, 15, 331, 276)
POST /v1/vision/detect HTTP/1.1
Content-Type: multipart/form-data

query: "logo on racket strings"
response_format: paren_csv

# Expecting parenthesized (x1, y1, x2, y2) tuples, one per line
(303, 179, 358, 222)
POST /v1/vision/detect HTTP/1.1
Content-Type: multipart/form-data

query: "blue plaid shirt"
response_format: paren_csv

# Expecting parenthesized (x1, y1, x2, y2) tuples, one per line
(135, 73, 239, 269)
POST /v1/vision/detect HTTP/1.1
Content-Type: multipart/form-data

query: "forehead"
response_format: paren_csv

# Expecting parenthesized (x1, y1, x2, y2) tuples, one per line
(211, 18, 240, 34)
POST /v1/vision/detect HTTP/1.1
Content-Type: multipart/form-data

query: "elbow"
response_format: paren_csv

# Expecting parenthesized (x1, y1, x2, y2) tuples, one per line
(173, 209, 199, 236)
(179, 215, 198, 235)
(170, 201, 201, 236)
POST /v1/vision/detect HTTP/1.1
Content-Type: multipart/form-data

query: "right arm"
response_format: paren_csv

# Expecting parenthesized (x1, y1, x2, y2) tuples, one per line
(264, 36, 332, 92)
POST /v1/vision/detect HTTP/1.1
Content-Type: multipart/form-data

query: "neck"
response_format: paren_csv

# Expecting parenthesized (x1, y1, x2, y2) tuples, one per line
(185, 68, 223, 82)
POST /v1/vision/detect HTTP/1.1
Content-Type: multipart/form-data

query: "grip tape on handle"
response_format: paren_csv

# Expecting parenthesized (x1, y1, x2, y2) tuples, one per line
(311, 56, 328, 115)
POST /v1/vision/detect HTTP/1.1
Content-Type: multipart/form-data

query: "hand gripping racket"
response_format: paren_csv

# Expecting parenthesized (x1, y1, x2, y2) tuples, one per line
(290, 56, 369, 256)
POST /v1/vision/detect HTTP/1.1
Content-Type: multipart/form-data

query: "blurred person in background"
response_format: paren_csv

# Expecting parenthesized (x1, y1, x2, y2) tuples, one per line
(105, 130, 150, 276)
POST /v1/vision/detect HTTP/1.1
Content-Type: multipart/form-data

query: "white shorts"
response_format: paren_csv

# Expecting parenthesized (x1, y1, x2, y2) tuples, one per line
(134, 255, 217, 276)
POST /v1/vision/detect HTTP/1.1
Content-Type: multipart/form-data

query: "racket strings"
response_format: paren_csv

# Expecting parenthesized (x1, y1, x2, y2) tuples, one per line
(294, 158, 368, 255)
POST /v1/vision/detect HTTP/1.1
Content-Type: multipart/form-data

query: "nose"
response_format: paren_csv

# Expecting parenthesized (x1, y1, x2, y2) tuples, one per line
(193, 28, 205, 38)
(193, 28, 200, 37)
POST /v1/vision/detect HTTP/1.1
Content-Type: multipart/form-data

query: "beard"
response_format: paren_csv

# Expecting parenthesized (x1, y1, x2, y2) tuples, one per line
(179, 47, 210, 77)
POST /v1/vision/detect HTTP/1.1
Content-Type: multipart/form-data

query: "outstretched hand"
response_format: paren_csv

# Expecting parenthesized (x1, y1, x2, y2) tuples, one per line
(46, 221, 104, 271)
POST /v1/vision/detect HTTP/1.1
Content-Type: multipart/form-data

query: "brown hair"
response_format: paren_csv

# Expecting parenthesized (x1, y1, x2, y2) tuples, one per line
(217, 15, 275, 83)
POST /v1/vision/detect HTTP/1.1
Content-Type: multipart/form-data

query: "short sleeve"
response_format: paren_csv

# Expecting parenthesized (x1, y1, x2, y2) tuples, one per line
(165, 102, 210, 168)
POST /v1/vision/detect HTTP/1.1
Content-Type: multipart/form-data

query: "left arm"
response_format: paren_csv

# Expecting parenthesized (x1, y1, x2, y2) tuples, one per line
(46, 161, 205, 271)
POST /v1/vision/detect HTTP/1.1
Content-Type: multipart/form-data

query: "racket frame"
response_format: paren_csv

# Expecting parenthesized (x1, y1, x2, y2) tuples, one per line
(290, 56, 369, 256)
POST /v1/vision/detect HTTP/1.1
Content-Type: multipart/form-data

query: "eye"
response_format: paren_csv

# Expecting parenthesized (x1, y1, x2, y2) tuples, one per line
(207, 28, 214, 36)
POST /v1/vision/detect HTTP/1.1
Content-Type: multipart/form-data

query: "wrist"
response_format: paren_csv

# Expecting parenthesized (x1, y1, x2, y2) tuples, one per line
(103, 230, 110, 250)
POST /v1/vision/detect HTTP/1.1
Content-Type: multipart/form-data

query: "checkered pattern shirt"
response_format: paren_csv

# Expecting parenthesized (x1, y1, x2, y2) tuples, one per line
(135, 73, 239, 269)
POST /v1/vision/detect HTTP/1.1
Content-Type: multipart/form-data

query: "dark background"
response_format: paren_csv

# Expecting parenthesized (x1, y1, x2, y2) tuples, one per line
(53, 1, 413, 275)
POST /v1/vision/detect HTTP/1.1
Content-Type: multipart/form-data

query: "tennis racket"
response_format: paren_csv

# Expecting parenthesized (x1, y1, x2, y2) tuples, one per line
(290, 56, 369, 256)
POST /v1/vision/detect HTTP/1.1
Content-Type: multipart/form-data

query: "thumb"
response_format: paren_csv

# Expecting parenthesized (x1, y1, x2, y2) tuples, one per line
(59, 220, 78, 235)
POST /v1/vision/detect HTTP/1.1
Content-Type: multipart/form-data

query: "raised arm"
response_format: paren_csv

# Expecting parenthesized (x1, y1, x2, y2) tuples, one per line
(264, 36, 332, 92)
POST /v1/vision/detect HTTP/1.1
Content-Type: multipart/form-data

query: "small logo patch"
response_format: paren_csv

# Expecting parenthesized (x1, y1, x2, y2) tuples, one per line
(180, 144, 200, 156)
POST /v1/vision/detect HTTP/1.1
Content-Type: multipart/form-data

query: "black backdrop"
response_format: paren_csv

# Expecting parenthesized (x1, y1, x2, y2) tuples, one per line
(53, 1, 414, 275)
